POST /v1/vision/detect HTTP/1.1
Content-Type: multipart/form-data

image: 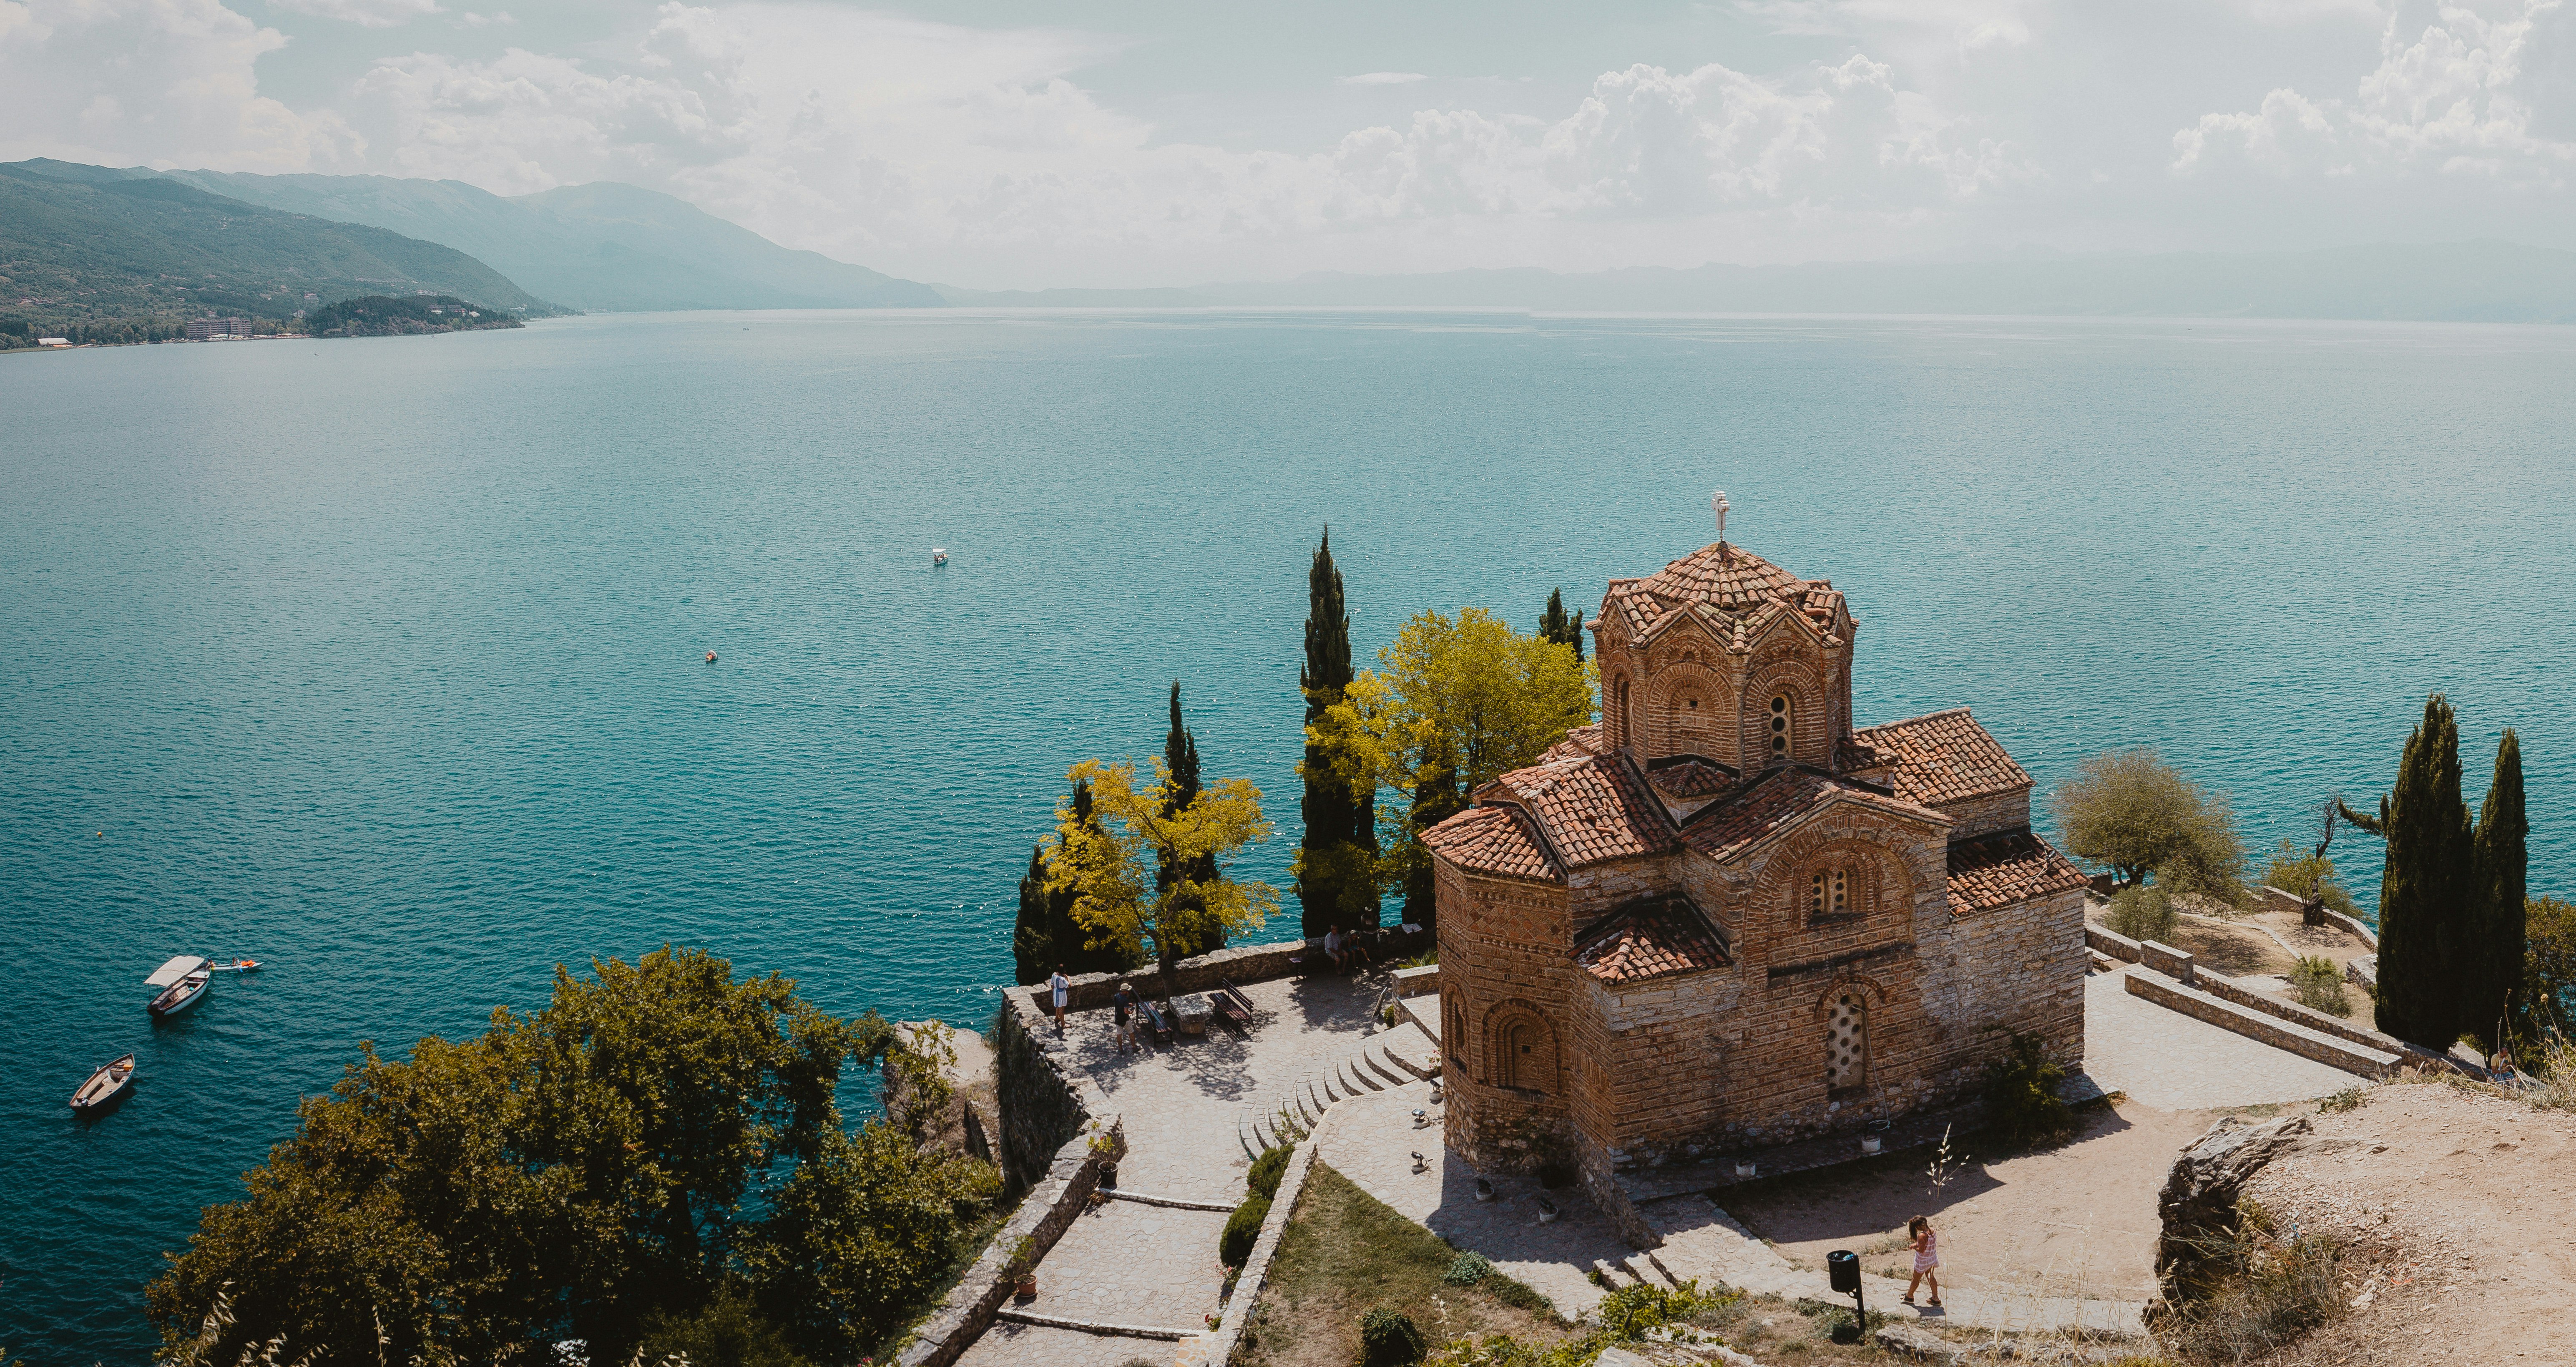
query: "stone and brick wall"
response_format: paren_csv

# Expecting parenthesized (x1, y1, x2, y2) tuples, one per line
(1438, 861, 1579, 1172)
(1932, 785, 2033, 842)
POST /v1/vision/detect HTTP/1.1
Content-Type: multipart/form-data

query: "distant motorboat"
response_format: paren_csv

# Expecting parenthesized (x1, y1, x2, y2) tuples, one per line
(70, 1054, 136, 1112)
(208, 958, 260, 973)
(146, 955, 211, 1019)
(932, 548, 948, 566)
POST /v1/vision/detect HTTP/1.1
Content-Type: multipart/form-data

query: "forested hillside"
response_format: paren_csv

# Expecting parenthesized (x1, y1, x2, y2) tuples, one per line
(0, 161, 553, 342)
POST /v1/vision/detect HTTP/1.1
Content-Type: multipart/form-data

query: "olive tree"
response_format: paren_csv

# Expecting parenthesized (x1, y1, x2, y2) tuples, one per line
(2049, 749, 2245, 901)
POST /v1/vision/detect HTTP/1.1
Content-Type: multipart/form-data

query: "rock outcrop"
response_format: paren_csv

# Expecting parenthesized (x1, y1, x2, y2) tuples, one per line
(2154, 1114, 2312, 1291)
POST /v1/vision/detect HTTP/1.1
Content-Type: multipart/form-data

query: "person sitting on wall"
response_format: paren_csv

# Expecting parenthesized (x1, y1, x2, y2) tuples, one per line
(1324, 926, 1349, 972)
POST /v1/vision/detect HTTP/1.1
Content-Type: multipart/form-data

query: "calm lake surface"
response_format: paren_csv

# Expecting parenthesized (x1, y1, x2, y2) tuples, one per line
(4, 310, 2571, 1361)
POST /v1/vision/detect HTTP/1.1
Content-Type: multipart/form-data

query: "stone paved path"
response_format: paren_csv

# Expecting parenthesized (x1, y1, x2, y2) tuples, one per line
(952, 1319, 1172, 1367)
(1029, 1199, 1231, 1332)
(2079, 967, 2358, 1110)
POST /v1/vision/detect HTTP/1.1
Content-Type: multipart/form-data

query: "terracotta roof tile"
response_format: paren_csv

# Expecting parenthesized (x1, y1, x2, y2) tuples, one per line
(1488, 752, 1675, 868)
(1680, 767, 1949, 864)
(1541, 723, 1606, 763)
(1852, 709, 2033, 808)
(1575, 896, 1732, 984)
(1837, 735, 1895, 773)
(1647, 758, 1737, 799)
(1601, 541, 1839, 650)
(1946, 829, 2089, 915)
(1422, 806, 1559, 883)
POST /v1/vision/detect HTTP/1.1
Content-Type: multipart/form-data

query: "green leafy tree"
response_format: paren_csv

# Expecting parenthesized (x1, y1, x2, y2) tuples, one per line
(744, 1122, 999, 1361)
(1048, 758, 1279, 983)
(2518, 895, 2576, 1042)
(2262, 839, 2358, 918)
(2048, 749, 2245, 900)
(1307, 608, 1595, 926)
(2347, 695, 2478, 1048)
(145, 949, 983, 1366)
(1297, 529, 1381, 936)
(1014, 780, 1141, 982)
(2470, 730, 2527, 1050)
(1158, 681, 1227, 960)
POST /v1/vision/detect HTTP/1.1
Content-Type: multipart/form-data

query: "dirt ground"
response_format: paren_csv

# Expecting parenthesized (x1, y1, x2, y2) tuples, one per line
(2232, 1080, 2576, 1364)
(1724, 1102, 2214, 1304)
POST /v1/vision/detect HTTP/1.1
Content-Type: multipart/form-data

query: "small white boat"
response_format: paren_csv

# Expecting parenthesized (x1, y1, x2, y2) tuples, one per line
(932, 548, 948, 566)
(146, 954, 211, 1019)
(70, 1053, 136, 1112)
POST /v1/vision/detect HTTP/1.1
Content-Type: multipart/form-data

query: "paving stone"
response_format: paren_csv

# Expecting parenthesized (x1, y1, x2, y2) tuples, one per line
(1029, 1199, 1231, 1332)
(2078, 969, 2358, 1110)
(950, 1319, 1179, 1367)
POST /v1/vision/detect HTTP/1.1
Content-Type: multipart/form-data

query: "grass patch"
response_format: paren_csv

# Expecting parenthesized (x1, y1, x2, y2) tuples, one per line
(1239, 1163, 1564, 1367)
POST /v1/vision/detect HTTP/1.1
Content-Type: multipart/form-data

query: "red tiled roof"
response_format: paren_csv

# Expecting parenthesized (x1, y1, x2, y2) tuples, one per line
(1422, 806, 1559, 883)
(1852, 709, 2032, 808)
(1837, 735, 1895, 773)
(1487, 752, 1674, 868)
(1946, 829, 2089, 915)
(1648, 758, 1737, 799)
(1576, 896, 1732, 984)
(1679, 766, 1949, 864)
(1601, 541, 1841, 649)
(1541, 724, 1606, 763)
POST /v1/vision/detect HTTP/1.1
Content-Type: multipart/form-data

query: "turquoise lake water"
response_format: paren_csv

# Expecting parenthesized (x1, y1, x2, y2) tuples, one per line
(3, 310, 2571, 1361)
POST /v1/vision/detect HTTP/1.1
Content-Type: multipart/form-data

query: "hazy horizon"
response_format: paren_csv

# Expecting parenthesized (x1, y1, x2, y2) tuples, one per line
(5, 2, 2573, 292)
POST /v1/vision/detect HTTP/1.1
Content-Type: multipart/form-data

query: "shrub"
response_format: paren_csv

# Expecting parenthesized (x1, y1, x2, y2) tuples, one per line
(1247, 1145, 1292, 1200)
(1359, 1307, 1427, 1366)
(1221, 1193, 1272, 1267)
(637, 1289, 816, 1367)
(2167, 1224, 2347, 1364)
(1442, 1251, 1493, 1286)
(2105, 884, 2178, 944)
(1983, 1031, 2074, 1148)
(2262, 840, 2359, 918)
(2317, 1085, 2366, 1114)
(2288, 956, 2350, 1017)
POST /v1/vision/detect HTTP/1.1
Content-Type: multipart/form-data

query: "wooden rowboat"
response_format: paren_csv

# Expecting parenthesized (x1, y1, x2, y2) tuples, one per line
(70, 1053, 136, 1112)
(146, 955, 212, 1018)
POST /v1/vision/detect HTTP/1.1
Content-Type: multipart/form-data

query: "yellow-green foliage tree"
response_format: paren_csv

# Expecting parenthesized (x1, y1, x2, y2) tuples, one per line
(2050, 748, 2245, 901)
(1304, 607, 1595, 921)
(1046, 758, 1279, 981)
(2522, 894, 2576, 1042)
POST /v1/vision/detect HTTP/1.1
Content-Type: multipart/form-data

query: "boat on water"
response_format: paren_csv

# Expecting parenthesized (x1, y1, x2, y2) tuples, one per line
(69, 1054, 136, 1112)
(208, 958, 260, 973)
(146, 954, 211, 1018)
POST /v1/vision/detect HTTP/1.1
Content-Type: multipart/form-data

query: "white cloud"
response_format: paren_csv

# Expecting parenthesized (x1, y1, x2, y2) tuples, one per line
(1342, 71, 1427, 85)
(455, 9, 512, 25)
(321, 4, 2017, 282)
(2175, 0, 2576, 181)
(268, 0, 441, 28)
(0, 0, 357, 171)
(1738, 0, 2043, 49)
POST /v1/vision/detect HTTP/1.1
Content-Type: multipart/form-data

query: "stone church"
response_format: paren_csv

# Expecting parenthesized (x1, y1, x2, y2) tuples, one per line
(1421, 526, 2088, 1226)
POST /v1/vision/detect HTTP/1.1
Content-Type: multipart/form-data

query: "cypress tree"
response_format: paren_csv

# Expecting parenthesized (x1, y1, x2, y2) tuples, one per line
(1158, 681, 1226, 961)
(1299, 529, 1379, 936)
(2470, 729, 2527, 1051)
(1011, 844, 1053, 986)
(1539, 588, 1585, 662)
(2372, 694, 2476, 1049)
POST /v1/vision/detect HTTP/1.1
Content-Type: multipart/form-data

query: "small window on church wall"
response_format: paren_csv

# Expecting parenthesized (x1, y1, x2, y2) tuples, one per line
(1831, 869, 1848, 914)
(1810, 868, 1852, 917)
(1770, 695, 1792, 758)
(1826, 992, 1867, 1093)
(1616, 679, 1632, 745)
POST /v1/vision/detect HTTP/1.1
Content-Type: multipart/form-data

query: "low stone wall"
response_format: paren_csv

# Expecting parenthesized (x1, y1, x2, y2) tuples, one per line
(2086, 924, 2144, 963)
(2139, 939, 2197, 985)
(2320, 907, 2377, 949)
(2195, 970, 2401, 1055)
(2123, 968, 2396, 1078)
(895, 1120, 1125, 1367)
(1019, 929, 1433, 1017)
(995, 990, 1110, 1191)
(1391, 962, 1439, 996)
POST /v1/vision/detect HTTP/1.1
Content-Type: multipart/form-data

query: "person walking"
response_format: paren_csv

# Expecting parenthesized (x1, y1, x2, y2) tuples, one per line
(1902, 1216, 1941, 1309)
(1049, 966, 1072, 1036)
(1112, 981, 1137, 1054)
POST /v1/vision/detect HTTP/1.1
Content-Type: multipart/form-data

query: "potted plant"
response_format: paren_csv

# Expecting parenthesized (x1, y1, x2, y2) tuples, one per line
(1010, 1235, 1039, 1300)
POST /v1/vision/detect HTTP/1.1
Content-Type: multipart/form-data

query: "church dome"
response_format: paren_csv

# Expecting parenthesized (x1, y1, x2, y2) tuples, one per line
(1634, 541, 1809, 612)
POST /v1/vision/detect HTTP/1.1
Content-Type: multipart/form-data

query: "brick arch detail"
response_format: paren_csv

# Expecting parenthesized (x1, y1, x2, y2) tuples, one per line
(1644, 662, 1728, 759)
(1747, 823, 1920, 932)
(1480, 997, 1562, 1095)
(1741, 654, 1830, 770)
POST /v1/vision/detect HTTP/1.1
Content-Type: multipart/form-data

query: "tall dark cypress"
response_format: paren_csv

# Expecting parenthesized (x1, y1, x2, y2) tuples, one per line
(2372, 694, 2476, 1049)
(2470, 729, 2527, 1050)
(1540, 588, 1585, 662)
(1158, 681, 1225, 963)
(1011, 844, 1053, 985)
(1299, 529, 1379, 935)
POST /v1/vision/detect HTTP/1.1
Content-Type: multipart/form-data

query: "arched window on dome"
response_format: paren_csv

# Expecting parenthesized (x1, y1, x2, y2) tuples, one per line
(1616, 677, 1633, 749)
(1768, 694, 1794, 763)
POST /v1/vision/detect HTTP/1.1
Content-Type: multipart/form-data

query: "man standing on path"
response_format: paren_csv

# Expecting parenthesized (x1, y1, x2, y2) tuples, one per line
(1050, 966, 1072, 1035)
(1113, 981, 1138, 1054)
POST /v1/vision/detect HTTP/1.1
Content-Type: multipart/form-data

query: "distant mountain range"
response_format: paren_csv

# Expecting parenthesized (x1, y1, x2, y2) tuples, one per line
(0, 160, 549, 327)
(8, 152, 2574, 333)
(140, 169, 943, 312)
(936, 242, 2576, 323)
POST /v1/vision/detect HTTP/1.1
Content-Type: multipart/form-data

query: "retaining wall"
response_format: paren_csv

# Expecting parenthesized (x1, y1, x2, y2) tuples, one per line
(894, 1120, 1125, 1367)
(2123, 968, 2396, 1078)
(1020, 929, 1431, 1017)
(1192, 1105, 1329, 1366)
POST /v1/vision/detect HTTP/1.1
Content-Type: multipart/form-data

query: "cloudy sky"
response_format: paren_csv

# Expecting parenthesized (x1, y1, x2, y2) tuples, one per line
(3, 0, 2571, 287)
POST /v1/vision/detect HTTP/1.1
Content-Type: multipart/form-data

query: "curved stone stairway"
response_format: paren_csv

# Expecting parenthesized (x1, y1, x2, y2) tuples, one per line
(1237, 1020, 1443, 1158)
